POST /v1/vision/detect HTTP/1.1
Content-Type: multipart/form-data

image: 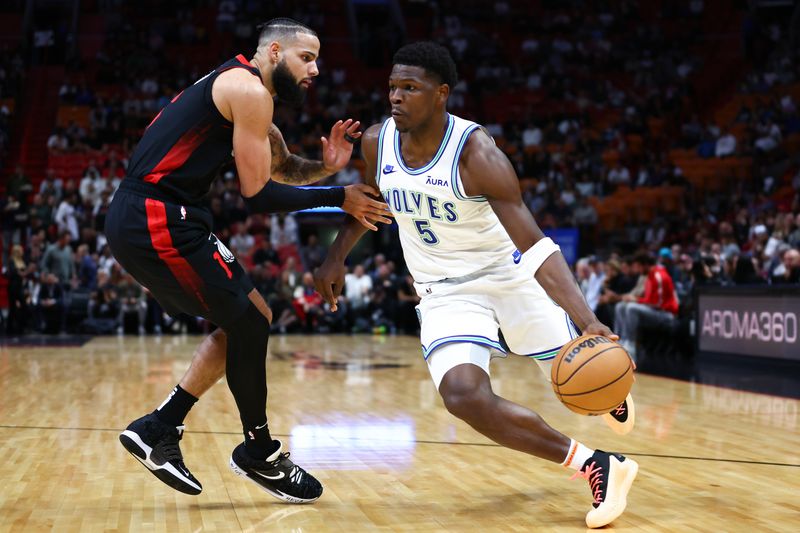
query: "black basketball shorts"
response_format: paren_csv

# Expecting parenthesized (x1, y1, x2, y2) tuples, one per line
(105, 180, 253, 329)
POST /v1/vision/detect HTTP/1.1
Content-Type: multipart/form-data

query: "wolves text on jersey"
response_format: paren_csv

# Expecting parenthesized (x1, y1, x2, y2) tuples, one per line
(382, 187, 458, 222)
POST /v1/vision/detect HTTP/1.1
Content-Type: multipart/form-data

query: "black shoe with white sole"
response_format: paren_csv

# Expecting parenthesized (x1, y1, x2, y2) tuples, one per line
(119, 412, 202, 495)
(230, 440, 322, 504)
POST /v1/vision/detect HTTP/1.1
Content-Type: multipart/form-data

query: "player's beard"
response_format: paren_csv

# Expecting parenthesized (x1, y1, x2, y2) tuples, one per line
(272, 59, 307, 106)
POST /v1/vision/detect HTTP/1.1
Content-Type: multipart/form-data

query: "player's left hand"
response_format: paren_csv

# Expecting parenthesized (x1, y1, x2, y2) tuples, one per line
(582, 320, 619, 342)
(321, 119, 362, 173)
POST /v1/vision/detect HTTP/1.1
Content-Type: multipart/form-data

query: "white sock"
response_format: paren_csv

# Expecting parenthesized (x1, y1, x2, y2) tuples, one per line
(561, 439, 594, 471)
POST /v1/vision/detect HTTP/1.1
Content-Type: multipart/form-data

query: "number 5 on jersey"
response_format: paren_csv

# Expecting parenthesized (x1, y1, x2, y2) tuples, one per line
(413, 219, 439, 245)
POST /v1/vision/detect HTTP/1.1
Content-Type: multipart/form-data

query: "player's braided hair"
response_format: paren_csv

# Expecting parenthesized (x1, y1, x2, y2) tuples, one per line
(392, 41, 458, 88)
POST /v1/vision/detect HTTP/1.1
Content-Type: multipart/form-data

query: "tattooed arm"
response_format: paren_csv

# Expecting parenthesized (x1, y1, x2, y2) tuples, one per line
(268, 119, 363, 185)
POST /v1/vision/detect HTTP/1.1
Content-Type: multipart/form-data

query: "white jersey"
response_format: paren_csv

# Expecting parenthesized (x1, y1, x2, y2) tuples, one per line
(376, 114, 516, 283)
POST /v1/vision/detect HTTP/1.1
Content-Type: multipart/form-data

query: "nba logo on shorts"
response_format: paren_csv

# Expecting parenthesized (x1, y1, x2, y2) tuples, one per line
(180, 206, 187, 220)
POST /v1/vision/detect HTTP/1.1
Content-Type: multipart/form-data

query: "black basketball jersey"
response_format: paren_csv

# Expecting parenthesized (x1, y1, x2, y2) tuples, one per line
(125, 55, 261, 205)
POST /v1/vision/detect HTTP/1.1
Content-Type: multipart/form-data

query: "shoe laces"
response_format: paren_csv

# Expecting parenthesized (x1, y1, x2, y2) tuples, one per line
(268, 452, 304, 484)
(157, 426, 185, 462)
(570, 461, 604, 505)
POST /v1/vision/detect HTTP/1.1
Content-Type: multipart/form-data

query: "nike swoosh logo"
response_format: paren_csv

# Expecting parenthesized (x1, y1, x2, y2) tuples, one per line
(383, 169, 396, 174)
(253, 470, 285, 480)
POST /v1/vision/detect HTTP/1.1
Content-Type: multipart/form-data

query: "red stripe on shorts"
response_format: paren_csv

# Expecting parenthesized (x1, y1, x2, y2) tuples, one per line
(144, 198, 208, 311)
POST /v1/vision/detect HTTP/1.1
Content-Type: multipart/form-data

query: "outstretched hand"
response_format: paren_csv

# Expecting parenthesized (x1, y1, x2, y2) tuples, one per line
(342, 183, 393, 231)
(321, 119, 362, 173)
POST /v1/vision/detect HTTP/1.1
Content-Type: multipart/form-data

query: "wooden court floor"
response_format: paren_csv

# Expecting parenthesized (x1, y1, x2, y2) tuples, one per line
(0, 334, 798, 532)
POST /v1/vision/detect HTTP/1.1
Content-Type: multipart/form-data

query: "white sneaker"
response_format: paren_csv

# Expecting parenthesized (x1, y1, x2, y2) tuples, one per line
(571, 450, 638, 528)
(602, 393, 635, 435)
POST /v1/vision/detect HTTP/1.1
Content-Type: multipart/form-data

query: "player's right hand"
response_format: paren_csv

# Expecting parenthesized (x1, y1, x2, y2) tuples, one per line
(313, 260, 347, 312)
(582, 320, 619, 342)
(342, 183, 393, 231)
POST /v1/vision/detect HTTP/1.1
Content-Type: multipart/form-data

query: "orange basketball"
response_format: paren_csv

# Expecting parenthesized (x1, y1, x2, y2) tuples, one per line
(551, 334, 634, 415)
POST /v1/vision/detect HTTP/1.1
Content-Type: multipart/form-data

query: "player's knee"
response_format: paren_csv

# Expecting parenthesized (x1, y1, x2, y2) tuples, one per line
(441, 387, 493, 421)
(439, 369, 493, 422)
(222, 302, 271, 356)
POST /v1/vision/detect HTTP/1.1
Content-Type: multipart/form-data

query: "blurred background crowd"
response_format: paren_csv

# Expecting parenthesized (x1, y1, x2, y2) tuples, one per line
(1, 0, 799, 352)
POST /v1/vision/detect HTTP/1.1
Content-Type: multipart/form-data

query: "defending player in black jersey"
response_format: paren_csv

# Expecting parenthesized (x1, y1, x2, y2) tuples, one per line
(106, 18, 391, 503)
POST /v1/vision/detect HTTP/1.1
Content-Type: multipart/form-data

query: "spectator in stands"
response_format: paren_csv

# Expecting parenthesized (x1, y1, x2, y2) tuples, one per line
(54, 192, 80, 242)
(614, 252, 679, 360)
(65, 120, 89, 152)
(80, 161, 104, 205)
(4, 244, 30, 335)
(732, 254, 765, 285)
(576, 257, 604, 312)
(607, 162, 631, 188)
(270, 270, 299, 334)
(39, 168, 64, 201)
(41, 231, 75, 286)
(270, 213, 300, 252)
(300, 234, 326, 272)
(35, 272, 64, 334)
(596, 258, 636, 329)
(87, 270, 120, 334)
(116, 273, 147, 334)
(75, 244, 98, 290)
(770, 248, 800, 284)
(293, 272, 325, 333)
(395, 273, 421, 334)
(754, 118, 782, 153)
(344, 264, 372, 331)
(228, 223, 255, 258)
(715, 128, 737, 158)
(251, 238, 279, 267)
(2, 193, 24, 249)
(46, 127, 70, 154)
(7, 164, 33, 204)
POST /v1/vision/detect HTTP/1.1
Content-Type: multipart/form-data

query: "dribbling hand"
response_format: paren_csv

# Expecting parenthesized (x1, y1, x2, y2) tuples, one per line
(582, 321, 636, 370)
(582, 320, 619, 342)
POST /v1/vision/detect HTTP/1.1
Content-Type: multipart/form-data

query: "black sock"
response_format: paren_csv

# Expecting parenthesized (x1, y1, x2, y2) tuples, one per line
(154, 385, 198, 426)
(244, 423, 279, 459)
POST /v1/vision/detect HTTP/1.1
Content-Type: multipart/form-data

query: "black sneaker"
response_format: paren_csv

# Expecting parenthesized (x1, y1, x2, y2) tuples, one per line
(119, 413, 202, 495)
(229, 440, 322, 504)
(570, 450, 638, 528)
(602, 393, 635, 435)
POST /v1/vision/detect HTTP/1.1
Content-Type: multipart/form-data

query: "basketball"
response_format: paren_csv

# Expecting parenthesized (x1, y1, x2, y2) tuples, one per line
(551, 335, 634, 415)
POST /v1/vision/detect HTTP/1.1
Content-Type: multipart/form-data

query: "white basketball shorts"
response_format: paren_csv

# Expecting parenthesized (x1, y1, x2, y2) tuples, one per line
(414, 257, 581, 388)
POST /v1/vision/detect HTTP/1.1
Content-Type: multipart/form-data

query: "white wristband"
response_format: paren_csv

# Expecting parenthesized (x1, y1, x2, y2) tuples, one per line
(518, 237, 560, 276)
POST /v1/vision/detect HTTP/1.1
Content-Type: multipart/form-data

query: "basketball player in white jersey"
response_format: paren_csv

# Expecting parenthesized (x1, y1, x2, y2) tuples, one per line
(314, 42, 637, 528)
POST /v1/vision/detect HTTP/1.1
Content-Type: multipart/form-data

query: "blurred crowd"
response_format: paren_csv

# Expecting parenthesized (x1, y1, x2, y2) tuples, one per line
(2, 1, 799, 337)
